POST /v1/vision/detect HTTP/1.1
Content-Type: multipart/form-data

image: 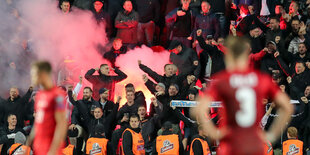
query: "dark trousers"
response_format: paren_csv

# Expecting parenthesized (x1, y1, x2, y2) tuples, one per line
(138, 21, 155, 47)
(111, 127, 126, 155)
(214, 13, 227, 37)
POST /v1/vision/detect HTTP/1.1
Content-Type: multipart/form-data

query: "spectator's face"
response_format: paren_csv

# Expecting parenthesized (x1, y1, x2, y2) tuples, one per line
(94, 1, 103, 12)
(94, 107, 103, 119)
(218, 38, 224, 45)
(295, 63, 305, 74)
(201, 2, 210, 13)
(275, 5, 283, 15)
(129, 117, 139, 128)
(113, 40, 122, 50)
(248, 5, 254, 15)
(298, 44, 307, 55)
(269, 19, 279, 30)
(155, 85, 165, 92)
(10, 88, 19, 99)
(289, 2, 298, 14)
(138, 106, 146, 118)
(188, 94, 195, 101)
(123, 1, 133, 12)
(291, 20, 300, 31)
(7, 115, 17, 127)
(126, 92, 135, 103)
(171, 45, 182, 54)
(100, 90, 109, 100)
(83, 89, 92, 100)
(250, 28, 261, 38)
(168, 85, 178, 96)
(100, 65, 110, 75)
(164, 65, 174, 77)
(305, 86, 310, 97)
(181, 0, 190, 10)
(61, 2, 70, 13)
(267, 43, 276, 53)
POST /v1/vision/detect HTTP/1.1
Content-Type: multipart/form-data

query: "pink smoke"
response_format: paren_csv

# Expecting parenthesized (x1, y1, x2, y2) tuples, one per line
(114, 45, 170, 109)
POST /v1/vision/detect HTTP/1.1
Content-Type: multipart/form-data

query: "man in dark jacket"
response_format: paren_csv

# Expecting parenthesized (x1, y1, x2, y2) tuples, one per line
(138, 99, 162, 154)
(3, 87, 33, 128)
(134, 0, 160, 46)
(165, 0, 195, 48)
(69, 88, 119, 140)
(196, 29, 225, 84)
(91, 0, 112, 38)
(265, 16, 284, 44)
(98, 88, 116, 119)
(169, 40, 201, 78)
(260, 41, 283, 75)
(192, 1, 220, 41)
(69, 87, 100, 133)
(155, 84, 182, 126)
(139, 61, 187, 90)
(0, 114, 25, 155)
(103, 38, 127, 68)
(281, 42, 310, 66)
(115, 0, 139, 48)
(111, 90, 143, 154)
(85, 64, 127, 101)
(97, 88, 118, 139)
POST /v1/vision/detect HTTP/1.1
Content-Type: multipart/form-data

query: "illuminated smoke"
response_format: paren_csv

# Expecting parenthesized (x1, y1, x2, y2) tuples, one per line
(17, 0, 109, 89)
(114, 45, 170, 110)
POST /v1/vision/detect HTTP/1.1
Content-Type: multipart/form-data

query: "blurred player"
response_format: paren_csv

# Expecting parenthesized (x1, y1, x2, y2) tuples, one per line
(27, 61, 68, 155)
(196, 36, 293, 155)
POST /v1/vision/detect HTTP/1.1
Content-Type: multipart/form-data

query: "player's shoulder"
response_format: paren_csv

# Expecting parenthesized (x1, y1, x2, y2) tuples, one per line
(211, 70, 230, 80)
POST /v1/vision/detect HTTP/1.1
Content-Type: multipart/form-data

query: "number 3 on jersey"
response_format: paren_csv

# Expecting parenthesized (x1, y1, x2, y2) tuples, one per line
(235, 87, 257, 128)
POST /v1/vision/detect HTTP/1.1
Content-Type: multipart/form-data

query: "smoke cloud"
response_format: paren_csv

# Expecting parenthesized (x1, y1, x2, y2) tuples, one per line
(0, 0, 109, 96)
(115, 45, 170, 108)
(0, 0, 171, 108)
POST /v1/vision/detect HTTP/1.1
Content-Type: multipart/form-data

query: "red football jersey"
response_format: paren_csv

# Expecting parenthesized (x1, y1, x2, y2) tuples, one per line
(206, 69, 280, 155)
(33, 87, 66, 155)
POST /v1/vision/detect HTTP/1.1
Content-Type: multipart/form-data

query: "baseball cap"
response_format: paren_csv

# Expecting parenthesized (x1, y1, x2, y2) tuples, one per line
(99, 88, 109, 94)
(267, 41, 277, 46)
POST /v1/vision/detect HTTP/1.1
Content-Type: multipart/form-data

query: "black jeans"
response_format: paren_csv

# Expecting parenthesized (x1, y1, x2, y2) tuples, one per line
(111, 127, 126, 155)
(138, 21, 155, 47)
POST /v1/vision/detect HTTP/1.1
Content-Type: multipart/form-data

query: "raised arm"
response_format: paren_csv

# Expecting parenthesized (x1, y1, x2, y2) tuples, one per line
(138, 60, 163, 83)
(85, 68, 98, 83)
(73, 76, 83, 95)
(111, 67, 128, 82)
(143, 74, 157, 95)
(20, 86, 33, 106)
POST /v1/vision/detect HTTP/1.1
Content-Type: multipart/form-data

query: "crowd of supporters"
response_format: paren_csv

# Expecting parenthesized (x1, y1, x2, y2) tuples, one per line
(1, 0, 310, 154)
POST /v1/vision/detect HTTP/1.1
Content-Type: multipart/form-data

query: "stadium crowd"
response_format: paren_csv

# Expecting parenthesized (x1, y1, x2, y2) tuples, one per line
(1, 0, 310, 154)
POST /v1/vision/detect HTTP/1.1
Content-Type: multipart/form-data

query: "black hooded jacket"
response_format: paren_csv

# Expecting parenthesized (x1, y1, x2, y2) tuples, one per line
(3, 88, 32, 128)
(85, 68, 127, 101)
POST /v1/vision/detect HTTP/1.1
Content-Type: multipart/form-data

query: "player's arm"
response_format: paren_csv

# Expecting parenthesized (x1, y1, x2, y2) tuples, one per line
(266, 91, 293, 143)
(47, 110, 67, 155)
(196, 96, 225, 140)
(26, 125, 35, 147)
